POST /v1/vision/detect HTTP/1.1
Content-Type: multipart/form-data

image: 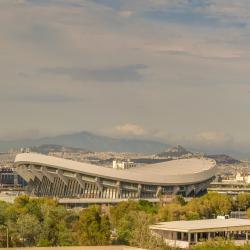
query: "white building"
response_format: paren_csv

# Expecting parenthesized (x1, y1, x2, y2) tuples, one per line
(236, 172, 245, 182)
(112, 160, 136, 170)
(150, 218, 250, 249)
(235, 172, 250, 184)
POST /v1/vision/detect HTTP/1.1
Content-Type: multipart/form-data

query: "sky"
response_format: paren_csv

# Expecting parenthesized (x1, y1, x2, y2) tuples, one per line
(0, 0, 250, 157)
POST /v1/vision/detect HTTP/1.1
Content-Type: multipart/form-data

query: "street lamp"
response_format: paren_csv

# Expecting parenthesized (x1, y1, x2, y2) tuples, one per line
(0, 225, 9, 248)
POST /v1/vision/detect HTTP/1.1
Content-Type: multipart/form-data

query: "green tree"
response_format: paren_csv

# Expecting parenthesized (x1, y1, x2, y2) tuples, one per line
(236, 193, 250, 211)
(191, 239, 249, 250)
(16, 214, 41, 246)
(186, 193, 232, 218)
(129, 211, 170, 250)
(75, 205, 111, 246)
(0, 201, 10, 225)
(158, 203, 184, 221)
(110, 200, 139, 227)
(38, 205, 73, 246)
(138, 200, 159, 214)
(173, 195, 187, 206)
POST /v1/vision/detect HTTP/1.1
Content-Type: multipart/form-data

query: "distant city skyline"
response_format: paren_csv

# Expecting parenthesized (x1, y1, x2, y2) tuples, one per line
(0, 0, 250, 156)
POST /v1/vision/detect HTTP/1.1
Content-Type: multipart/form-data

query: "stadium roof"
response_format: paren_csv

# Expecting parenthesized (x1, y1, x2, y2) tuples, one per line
(15, 153, 216, 185)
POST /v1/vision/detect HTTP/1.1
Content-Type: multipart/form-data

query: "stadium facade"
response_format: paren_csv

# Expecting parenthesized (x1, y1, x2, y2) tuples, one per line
(14, 153, 217, 199)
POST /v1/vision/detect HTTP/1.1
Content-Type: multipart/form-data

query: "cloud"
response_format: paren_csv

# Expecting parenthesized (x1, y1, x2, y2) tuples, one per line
(0, 0, 250, 157)
(39, 64, 147, 82)
(199, 1, 250, 26)
(114, 123, 146, 136)
(193, 131, 234, 146)
(0, 129, 42, 141)
(118, 10, 133, 18)
(138, 0, 250, 28)
(4, 93, 84, 103)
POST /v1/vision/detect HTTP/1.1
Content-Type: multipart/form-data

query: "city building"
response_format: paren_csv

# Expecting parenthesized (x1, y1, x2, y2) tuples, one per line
(235, 172, 250, 184)
(208, 171, 250, 195)
(208, 181, 250, 195)
(0, 167, 26, 188)
(150, 218, 250, 248)
(112, 160, 136, 169)
(14, 153, 216, 200)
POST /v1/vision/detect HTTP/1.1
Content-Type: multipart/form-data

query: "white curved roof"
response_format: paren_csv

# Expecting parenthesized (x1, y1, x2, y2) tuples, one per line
(14, 153, 217, 185)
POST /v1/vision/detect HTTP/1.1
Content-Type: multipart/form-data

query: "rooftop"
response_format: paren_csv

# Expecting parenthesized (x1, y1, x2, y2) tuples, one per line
(15, 153, 216, 185)
(150, 219, 250, 232)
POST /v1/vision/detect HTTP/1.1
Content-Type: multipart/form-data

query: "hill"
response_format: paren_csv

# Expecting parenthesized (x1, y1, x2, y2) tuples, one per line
(206, 154, 241, 164)
(0, 131, 170, 154)
(30, 144, 91, 154)
(156, 145, 192, 158)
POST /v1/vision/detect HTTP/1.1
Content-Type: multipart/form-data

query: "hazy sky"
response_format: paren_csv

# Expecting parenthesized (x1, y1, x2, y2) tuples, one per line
(1, 0, 250, 156)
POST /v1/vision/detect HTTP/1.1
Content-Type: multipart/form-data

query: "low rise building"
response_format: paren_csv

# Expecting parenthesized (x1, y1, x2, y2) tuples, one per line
(236, 172, 250, 184)
(112, 160, 136, 169)
(150, 218, 250, 249)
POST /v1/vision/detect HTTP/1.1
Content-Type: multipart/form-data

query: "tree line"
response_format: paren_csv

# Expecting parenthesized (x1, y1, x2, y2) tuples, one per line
(1, 192, 250, 249)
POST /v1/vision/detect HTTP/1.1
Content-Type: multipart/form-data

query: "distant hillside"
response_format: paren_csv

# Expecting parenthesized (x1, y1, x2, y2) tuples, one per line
(30, 144, 90, 154)
(156, 145, 192, 158)
(0, 131, 170, 154)
(206, 154, 241, 164)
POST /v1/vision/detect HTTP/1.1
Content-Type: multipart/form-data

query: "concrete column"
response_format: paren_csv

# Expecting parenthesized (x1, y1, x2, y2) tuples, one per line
(30, 166, 43, 181)
(246, 231, 248, 241)
(194, 182, 208, 195)
(16, 167, 30, 182)
(185, 185, 195, 196)
(41, 167, 54, 183)
(95, 177, 103, 192)
(188, 233, 191, 244)
(181, 232, 184, 241)
(116, 181, 122, 198)
(173, 232, 177, 240)
(26, 169, 35, 181)
(156, 186, 162, 197)
(75, 173, 85, 189)
(208, 232, 211, 239)
(137, 184, 142, 198)
(57, 169, 69, 186)
(194, 233, 198, 243)
(173, 186, 180, 195)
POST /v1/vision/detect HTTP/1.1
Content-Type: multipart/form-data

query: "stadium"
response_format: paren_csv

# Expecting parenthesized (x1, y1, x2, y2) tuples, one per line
(14, 153, 217, 199)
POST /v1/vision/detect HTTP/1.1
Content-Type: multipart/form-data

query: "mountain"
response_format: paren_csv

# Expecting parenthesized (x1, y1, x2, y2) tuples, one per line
(0, 131, 170, 154)
(206, 154, 241, 165)
(30, 144, 90, 154)
(156, 145, 192, 158)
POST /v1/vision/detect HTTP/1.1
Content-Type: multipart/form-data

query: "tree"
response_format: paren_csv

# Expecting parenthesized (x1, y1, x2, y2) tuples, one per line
(0, 201, 10, 225)
(57, 221, 76, 246)
(236, 193, 250, 211)
(186, 193, 232, 218)
(173, 195, 187, 206)
(138, 200, 159, 214)
(191, 239, 250, 250)
(110, 200, 139, 227)
(38, 205, 73, 246)
(158, 203, 184, 221)
(75, 205, 111, 246)
(16, 214, 41, 246)
(129, 211, 171, 250)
